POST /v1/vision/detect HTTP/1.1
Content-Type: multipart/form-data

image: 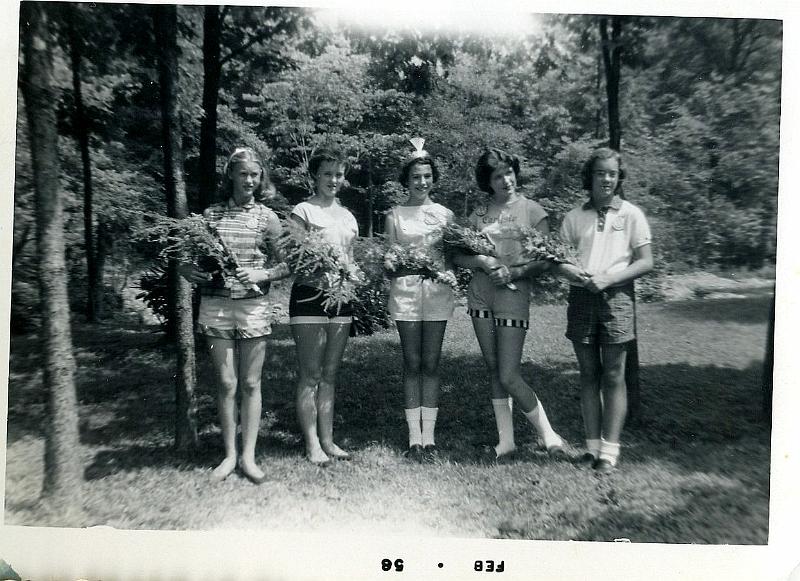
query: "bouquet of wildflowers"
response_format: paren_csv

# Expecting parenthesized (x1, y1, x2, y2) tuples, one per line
(276, 219, 365, 313)
(440, 221, 497, 258)
(141, 213, 262, 294)
(502, 224, 581, 266)
(383, 242, 458, 291)
(440, 221, 517, 290)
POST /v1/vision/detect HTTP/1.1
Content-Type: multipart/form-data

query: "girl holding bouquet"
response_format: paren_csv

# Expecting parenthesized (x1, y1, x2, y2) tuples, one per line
(385, 139, 455, 462)
(181, 147, 288, 484)
(452, 149, 565, 462)
(289, 148, 359, 465)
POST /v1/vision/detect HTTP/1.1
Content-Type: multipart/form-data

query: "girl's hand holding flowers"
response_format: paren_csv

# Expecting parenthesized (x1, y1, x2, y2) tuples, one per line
(556, 263, 589, 286)
(235, 267, 269, 286)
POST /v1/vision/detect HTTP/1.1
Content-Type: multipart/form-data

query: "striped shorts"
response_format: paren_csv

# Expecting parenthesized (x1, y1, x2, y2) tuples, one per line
(466, 271, 531, 329)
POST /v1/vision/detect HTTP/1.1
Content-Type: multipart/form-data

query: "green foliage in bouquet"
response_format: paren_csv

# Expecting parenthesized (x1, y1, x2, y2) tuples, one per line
(502, 224, 581, 266)
(350, 236, 392, 336)
(276, 219, 365, 314)
(440, 221, 497, 258)
(383, 242, 458, 291)
(140, 214, 237, 280)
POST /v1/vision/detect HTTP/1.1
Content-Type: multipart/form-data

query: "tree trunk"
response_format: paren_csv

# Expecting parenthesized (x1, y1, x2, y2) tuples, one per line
(600, 15, 639, 418)
(154, 4, 199, 451)
(366, 156, 374, 237)
(21, 1, 83, 516)
(198, 4, 223, 212)
(599, 16, 623, 150)
(65, 4, 99, 322)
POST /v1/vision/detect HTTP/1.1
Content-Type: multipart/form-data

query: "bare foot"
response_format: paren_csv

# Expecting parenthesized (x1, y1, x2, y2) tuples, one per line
(211, 456, 237, 481)
(321, 442, 350, 460)
(238, 458, 268, 484)
(307, 448, 331, 466)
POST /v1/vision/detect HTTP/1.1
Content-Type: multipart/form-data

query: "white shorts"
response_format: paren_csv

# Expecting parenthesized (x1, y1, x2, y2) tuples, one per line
(197, 295, 272, 339)
(388, 275, 455, 322)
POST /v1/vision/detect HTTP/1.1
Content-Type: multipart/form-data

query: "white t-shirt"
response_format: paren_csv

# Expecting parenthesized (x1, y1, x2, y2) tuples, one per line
(559, 197, 652, 280)
(291, 200, 359, 286)
(469, 196, 548, 266)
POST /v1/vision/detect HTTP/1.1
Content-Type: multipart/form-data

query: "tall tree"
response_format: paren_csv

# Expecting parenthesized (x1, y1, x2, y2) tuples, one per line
(63, 3, 101, 321)
(196, 6, 309, 210)
(20, 1, 83, 516)
(154, 4, 199, 451)
(599, 16, 623, 150)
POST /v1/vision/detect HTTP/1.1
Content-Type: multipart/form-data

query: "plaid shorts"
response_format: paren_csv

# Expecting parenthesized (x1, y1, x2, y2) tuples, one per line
(566, 284, 636, 344)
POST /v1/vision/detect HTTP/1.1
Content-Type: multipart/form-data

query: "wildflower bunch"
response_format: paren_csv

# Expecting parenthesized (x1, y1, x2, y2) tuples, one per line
(276, 219, 365, 313)
(502, 224, 581, 266)
(383, 242, 458, 290)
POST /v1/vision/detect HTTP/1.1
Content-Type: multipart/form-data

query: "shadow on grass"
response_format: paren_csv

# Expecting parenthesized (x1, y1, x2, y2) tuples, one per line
(657, 293, 772, 325)
(570, 475, 768, 544)
(8, 316, 771, 485)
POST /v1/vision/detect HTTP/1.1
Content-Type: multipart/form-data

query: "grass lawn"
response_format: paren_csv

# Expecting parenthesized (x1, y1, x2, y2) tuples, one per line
(4, 290, 772, 543)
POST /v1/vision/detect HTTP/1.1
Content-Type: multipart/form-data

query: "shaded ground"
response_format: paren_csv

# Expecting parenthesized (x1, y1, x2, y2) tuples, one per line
(4, 290, 772, 543)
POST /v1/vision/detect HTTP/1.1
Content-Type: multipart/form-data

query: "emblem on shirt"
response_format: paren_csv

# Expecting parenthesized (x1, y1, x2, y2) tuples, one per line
(422, 210, 444, 226)
(612, 215, 626, 231)
(245, 217, 259, 230)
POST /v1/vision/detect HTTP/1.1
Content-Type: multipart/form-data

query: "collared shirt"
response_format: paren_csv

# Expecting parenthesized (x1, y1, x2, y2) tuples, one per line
(200, 198, 283, 299)
(560, 195, 652, 281)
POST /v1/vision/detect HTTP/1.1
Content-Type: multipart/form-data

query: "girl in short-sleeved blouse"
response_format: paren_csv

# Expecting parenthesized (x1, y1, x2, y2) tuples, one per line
(180, 147, 289, 484)
(385, 142, 455, 462)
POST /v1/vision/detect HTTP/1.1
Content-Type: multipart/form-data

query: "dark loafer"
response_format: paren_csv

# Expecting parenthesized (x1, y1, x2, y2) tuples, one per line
(593, 458, 616, 474)
(404, 444, 424, 462)
(422, 445, 439, 463)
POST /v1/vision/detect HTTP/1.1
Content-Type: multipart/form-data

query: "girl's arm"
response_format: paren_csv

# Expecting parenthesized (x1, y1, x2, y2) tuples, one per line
(584, 243, 654, 293)
(385, 209, 397, 244)
(452, 252, 503, 273)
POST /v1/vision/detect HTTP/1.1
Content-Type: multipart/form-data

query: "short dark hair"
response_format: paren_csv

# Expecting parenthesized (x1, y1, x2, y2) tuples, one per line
(474, 148, 521, 193)
(581, 147, 626, 197)
(308, 148, 348, 179)
(222, 147, 275, 202)
(399, 155, 440, 188)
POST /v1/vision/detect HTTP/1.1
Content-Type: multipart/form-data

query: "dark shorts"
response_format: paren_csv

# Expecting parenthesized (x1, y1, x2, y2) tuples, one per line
(289, 283, 353, 324)
(566, 284, 636, 345)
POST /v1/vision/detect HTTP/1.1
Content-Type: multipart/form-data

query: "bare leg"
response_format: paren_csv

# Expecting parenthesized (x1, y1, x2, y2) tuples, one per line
(318, 322, 351, 458)
(470, 317, 504, 398)
(471, 317, 514, 455)
(420, 321, 447, 408)
(599, 343, 628, 443)
(237, 337, 268, 480)
(207, 337, 238, 479)
(396, 321, 423, 409)
(573, 342, 603, 442)
(291, 323, 329, 464)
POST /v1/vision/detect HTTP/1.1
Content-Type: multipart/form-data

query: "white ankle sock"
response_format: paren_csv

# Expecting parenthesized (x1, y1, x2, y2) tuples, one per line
(421, 407, 438, 447)
(405, 407, 422, 447)
(524, 401, 562, 449)
(599, 438, 621, 465)
(491, 398, 516, 455)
